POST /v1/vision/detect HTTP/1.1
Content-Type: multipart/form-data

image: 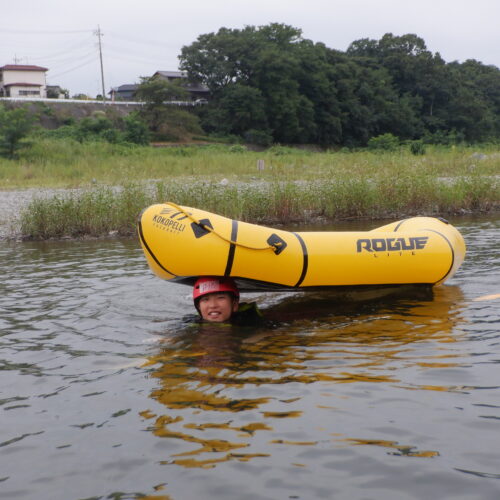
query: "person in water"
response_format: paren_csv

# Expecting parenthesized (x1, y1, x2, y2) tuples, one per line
(192, 276, 264, 326)
(193, 276, 240, 322)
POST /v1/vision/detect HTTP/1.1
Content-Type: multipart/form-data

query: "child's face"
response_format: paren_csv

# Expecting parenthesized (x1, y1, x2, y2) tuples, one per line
(198, 292, 238, 322)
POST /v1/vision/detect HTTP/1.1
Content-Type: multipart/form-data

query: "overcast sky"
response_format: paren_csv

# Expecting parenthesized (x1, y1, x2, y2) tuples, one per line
(2, 0, 499, 96)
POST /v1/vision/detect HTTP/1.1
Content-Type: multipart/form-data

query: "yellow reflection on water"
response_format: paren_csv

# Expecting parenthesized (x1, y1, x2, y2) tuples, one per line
(183, 421, 271, 433)
(261, 410, 302, 418)
(165, 452, 271, 469)
(270, 439, 318, 446)
(344, 438, 440, 458)
(140, 284, 466, 468)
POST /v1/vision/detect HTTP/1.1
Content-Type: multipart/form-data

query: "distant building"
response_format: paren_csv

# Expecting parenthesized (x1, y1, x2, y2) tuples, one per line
(152, 70, 209, 100)
(109, 71, 210, 103)
(46, 85, 66, 99)
(109, 84, 139, 101)
(0, 64, 48, 98)
(153, 70, 188, 81)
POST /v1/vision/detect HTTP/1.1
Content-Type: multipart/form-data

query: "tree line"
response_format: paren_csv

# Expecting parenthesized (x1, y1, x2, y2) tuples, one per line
(178, 24, 500, 147)
(2, 24, 499, 157)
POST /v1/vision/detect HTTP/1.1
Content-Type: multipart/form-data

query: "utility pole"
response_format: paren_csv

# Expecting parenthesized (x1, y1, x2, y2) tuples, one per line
(95, 25, 106, 103)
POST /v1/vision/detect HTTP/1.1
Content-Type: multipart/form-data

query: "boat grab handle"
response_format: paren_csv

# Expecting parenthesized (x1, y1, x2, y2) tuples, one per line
(164, 201, 284, 254)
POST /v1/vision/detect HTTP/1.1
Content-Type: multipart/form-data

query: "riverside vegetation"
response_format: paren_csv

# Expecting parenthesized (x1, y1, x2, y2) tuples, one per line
(1, 137, 498, 239)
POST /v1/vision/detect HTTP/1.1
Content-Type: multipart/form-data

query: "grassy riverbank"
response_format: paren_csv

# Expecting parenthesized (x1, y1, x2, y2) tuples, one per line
(2, 138, 498, 239)
(2, 138, 500, 188)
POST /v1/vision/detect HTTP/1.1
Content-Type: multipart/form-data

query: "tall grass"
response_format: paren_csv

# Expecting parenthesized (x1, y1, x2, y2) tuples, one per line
(20, 184, 151, 239)
(20, 172, 499, 239)
(1, 137, 499, 189)
(4, 137, 498, 238)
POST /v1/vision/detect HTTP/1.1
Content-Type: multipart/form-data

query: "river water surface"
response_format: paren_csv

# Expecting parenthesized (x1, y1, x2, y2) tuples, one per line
(1, 215, 499, 500)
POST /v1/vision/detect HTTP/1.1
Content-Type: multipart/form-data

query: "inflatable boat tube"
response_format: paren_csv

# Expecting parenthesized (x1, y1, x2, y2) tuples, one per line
(138, 202, 466, 291)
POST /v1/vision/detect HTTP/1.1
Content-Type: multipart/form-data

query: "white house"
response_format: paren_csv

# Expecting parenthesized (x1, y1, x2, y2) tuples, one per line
(0, 64, 48, 98)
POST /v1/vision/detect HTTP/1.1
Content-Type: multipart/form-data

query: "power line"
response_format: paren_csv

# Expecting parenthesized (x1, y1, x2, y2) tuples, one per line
(0, 27, 92, 35)
(23, 35, 95, 63)
(48, 55, 96, 79)
(106, 31, 179, 50)
(104, 40, 167, 58)
(0, 26, 185, 94)
(46, 51, 97, 71)
(0, 33, 95, 68)
(104, 48, 168, 67)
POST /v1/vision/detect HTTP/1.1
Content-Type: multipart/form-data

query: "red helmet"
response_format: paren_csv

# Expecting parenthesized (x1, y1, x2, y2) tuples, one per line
(193, 276, 240, 301)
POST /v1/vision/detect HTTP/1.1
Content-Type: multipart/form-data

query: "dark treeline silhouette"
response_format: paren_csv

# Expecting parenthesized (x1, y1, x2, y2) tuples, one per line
(179, 24, 500, 147)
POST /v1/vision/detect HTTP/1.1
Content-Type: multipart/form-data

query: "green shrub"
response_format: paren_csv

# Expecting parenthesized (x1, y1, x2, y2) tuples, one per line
(123, 113, 150, 145)
(77, 116, 114, 139)
(267, 145, 302, 156)
(0, 105, 35, 157)
(367, 133, 400, 152)
(207, 133, 242, 144)
(143, 107, 204, 141)
(100, 128, 122, 144)
(423, 129, 465, 145)
(39, 125, 79, 140)
(410, 140, 426, 155)
(243, 129, 273, 147)
(228, 144, 247, 153)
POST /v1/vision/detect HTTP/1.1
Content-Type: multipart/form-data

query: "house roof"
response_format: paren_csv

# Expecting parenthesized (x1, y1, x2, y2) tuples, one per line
(153, 71, 209, 93)
(109, 84, 138, 95)
(154, 70, 187, 78)
(3, 82, 42, 87)
(116, 84, 138, 91)
(0, 64, 48, 72)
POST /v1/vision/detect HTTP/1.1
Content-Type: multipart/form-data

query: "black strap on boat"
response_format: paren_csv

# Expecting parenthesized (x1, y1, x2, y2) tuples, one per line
(224, 220, 238, 276)
(137, 216, 177, 278)
(424, 228, 455, 284)
(394, 218, 455, 285)
(292, 232, 308, 287)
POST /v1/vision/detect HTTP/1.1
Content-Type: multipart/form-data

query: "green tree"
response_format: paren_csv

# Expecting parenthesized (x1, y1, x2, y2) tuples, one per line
(74, 115, 115, 142)
(445, 60, 500, 141)
(123, 112, 150, 145)
(135, 76, 189, 107)
(180, 24, 426, 146)
(346, 32, 500, 143)
(347, 33, 433, 93)
(180, 25, 500, 146)
(250, 41, 310, 143)
(325, 52, 421, 145)
(180, 23, 321, 144)
(347, 33, 448, 137)
(0, 105, 35, 157)
(200, 83, 268, 136)
(293, 42, 342, 145)
(134, 76, 202, 140)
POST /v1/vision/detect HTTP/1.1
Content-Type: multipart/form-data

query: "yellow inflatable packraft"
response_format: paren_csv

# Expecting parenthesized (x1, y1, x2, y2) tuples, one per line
(138, 202, 466, 291)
